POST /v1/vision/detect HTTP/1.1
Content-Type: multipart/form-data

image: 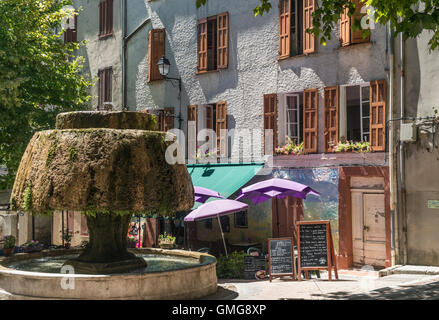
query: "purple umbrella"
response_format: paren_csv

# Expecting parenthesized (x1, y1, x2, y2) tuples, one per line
(235, 178, 320, 237)
(185, 199, 248, 257)
(194, 186, 225, 203)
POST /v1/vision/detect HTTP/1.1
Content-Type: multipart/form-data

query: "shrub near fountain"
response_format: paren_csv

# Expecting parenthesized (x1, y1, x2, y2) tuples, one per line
(10, 111, 194, 275)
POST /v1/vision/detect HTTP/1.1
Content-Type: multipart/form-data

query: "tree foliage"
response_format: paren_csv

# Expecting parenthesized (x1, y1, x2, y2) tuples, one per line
(196, 0, 439, 51)
(0, 0, 92, 189)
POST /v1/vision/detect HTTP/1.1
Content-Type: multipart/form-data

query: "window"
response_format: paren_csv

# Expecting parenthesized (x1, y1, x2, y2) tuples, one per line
(148, 29, 166, 82)
(342, 80, 386, 151)
(340, 0, 370, 46)
(186, 102, 228, 158)
(64, 15, 77, 44)
(154, 108, 174, 132)
(234, 211, 248, 228)
(285, 94, 303, 144)
(98, 67, 112, 111)
(219, 215, 230, 233)
(279, 0, 315, 58)
(99, 0, 113, 39)
(204, 218, 213, 230)
(197, 12, 229, 72)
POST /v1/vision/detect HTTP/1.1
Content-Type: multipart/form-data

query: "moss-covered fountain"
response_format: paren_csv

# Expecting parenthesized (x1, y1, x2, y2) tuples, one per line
(0, 111, 217, 299)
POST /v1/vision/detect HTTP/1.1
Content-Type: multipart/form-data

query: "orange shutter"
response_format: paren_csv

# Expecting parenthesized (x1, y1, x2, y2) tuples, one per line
(157, 108, 174, 132)
(148, 29, 165, 82)
(370, 80, 386, 151)
(279, 0, 291, 58)
(351, 0, 370, 44)
(216, 102, 227, 157)
(264, 94, 278, 154)
(303, 88, 319, 153)
(197, 19, 208, 72)
(340, 5, 350, 46)
(217, 13, 229, 69)
(324, 87, 339, 152)
(303, 0, 315, 54)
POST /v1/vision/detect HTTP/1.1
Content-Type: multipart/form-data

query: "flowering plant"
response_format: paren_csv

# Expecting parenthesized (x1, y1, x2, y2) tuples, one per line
(333, 138, 371, 153)
(22, 240, 40, 248)
(158, 232, 176, 244)
(195, 146, 216, 161)
(275, 136, 304, 155)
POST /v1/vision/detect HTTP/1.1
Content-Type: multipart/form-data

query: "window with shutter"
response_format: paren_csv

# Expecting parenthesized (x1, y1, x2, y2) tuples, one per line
(324, 87, 339, 152)
(279, 0, 305, 58)
(369, 80, 386, 151)
(340, 0, 370, 46)
(98, 67, 112, 110)
(264, 94, 278, 154)
(197, 13, 228, 72)
(303, 88, 318, 153)
(148, 29, 166, 82)
(216, 102, 227, 157)
(64, 15, 77, 43)
(217, 13, 229, 69)
(157, 108, 174, 132)
(303, 0, 315, 54)
(99, 0, 113, 39)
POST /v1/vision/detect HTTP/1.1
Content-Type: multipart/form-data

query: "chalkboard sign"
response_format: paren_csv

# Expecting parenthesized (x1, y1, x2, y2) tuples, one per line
(244, 256, 266, 280)
(296, 221, 338, 281)
(298, 223, 328, 268)
(267, 237, 295, 281)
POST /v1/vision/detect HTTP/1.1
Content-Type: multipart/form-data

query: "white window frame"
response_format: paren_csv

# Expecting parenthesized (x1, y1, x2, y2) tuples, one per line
(285, 94, 301, 143)
(340, 82, 370, 142)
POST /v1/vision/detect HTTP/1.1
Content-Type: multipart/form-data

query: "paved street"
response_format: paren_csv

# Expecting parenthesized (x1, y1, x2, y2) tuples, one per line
(205, 271, 439, 300)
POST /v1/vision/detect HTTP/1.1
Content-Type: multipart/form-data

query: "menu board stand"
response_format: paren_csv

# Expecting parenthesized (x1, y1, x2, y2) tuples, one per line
(296, 221, 338, 281)
(268, 237, 296, 282)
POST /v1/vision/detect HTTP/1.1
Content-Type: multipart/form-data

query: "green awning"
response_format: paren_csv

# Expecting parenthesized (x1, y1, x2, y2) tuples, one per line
(187, 162, 265, 209)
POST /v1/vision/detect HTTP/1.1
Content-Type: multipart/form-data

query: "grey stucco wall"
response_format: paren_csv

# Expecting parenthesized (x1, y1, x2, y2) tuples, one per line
(394, 31, 439, 265)
(125, 0, 388, 160)
(74, 0, 123, 110)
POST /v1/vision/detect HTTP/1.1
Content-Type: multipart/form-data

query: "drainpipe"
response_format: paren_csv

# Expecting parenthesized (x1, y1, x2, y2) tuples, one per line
(399, 35, 408, 265)
(387, 23, 398, 266)
(122, 0, 127, 110)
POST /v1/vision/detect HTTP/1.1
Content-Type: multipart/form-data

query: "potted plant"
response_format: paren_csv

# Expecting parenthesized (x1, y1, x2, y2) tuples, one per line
(2, 235, 16, 257)
(158, 232, 176, 249)
(127, 236, 138, 248)
(21, 240, 44, 253)
(63, 233, 72, 249)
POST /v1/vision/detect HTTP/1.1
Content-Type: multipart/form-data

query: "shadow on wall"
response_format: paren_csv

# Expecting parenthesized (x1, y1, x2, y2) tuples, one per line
(404, 38, 420, 118)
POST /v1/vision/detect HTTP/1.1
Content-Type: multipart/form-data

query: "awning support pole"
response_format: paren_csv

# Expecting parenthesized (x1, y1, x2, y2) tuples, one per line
(217, 214, 228, 258)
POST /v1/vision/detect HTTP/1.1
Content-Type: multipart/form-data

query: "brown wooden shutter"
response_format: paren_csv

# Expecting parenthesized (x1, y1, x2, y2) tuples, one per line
(370, 80, 386, 151)
(303, 88, 319, 153)
(105, 67, 112, 107)
(80, 214, 88, 236)
(187, 105, 198, 158)
(279, 0, 291, 58)
(206, 106, 213, 129)
(217, 12, 229, 69)
(197, 19, 208, 72)
(216, 102, 227, 157)
(340, 5, 351, 46)
(303, 0, 315, 54)
(106, 0, 113, 35)
(351, 0, 369, 44)
(263, 94, 278, 153)
(99, 1, 104, 36)
(98, 69, 104, 110)
(324, 86, 339, 152)
(148, 29, 165, 82)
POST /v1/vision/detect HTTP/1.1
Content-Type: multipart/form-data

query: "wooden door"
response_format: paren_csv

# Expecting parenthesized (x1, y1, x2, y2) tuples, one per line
(363, 193, 386, 267)
(143, 218, 157, 248)
(272, 197, 303, 244)
(351, 191, 386, 267)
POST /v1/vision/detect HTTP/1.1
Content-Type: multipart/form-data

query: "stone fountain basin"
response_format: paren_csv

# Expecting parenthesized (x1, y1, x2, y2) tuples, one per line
(0, 248, 217, 300)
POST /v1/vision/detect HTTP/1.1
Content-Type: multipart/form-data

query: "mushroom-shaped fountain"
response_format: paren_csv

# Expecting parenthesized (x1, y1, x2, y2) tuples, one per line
(0, 111, 217, 299)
